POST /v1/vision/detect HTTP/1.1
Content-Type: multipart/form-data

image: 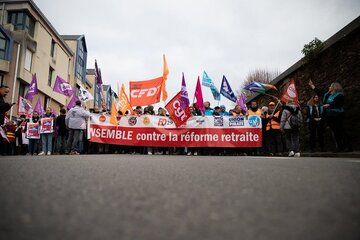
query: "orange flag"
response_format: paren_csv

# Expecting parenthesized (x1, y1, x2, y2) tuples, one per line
(110, 100, 118, 125)
(118, 83, 133, 114)
(130, 76, 163, 106)
(161, 54, 169, 101)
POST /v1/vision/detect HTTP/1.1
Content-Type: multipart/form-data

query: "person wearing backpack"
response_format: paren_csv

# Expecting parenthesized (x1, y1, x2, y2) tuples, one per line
(280, 100, 303, 157)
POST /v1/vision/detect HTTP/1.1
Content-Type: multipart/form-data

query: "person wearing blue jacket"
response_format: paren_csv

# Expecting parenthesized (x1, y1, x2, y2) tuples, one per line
(309, 80, 352, 152)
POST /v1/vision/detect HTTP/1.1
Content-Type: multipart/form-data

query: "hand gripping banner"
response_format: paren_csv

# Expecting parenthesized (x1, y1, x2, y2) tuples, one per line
(89, 114, 262, 148)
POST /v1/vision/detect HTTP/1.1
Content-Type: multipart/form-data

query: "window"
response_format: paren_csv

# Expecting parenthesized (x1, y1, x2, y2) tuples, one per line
(0, 31, 7, 60)
(19, 82, 26, 97)
(75, 38, 87, 82)
(8, 11, 35, 37)
(44, 96, 49, 109)
(24, 49, 32, 71)
(48, 67, 54, 87)
(50, 40, 56, 58)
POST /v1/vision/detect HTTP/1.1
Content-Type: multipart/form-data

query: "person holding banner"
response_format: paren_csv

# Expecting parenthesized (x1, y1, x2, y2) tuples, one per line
(38, 107, 55, 156)
(25, 111, 40, 155)
(264, 102, 284, 156)
(15, 114, 28, 155)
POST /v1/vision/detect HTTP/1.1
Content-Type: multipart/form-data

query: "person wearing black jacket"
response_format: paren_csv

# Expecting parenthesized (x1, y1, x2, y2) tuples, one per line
(306, 95, 325, 152)
(55, 108, 67, 154)
(0, 85, 16, 151)
(309, 80, 352, 152)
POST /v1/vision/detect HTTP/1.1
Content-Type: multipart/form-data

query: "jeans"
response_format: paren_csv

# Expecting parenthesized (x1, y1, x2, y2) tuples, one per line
(284, 129, 300, 153)
(67, 129, 82, 153)
(28, 139, 39, 154)
(56, 135, 67, 153)
(41, 133, 53, 153)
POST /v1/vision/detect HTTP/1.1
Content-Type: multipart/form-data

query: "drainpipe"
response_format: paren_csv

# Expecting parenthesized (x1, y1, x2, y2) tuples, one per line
(0, 3, 5, 25)
(9, 43, 21, 119)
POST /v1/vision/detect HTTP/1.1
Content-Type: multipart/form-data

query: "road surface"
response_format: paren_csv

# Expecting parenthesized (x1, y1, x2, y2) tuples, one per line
(1, 155, 359, 240)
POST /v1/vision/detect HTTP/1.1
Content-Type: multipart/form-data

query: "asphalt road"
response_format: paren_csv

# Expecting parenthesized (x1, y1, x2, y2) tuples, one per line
(0, 155, 359, 240)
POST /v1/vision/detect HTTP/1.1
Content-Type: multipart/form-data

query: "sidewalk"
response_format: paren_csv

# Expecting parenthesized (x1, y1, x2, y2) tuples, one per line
(301, 151, 360, 158)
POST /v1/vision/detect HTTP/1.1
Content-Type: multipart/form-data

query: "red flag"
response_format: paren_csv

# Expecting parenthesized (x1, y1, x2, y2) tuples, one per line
(129, 76, 163, 106)
(165, 91, 191, 127)
(280, 79, 298, 104)
(194, 76, 205, 113)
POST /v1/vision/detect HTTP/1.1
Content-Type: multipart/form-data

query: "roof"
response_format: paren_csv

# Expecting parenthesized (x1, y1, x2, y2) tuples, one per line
(247, 15, 360, 103)
(86, 69, 95, 75)
(1, 0, 74, 56)
(61, 35, 82, 41)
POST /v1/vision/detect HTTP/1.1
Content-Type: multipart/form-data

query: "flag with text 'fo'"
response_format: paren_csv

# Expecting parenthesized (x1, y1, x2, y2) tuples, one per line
(165, 91, 191, 127)
(34, 98, 44, 116)
(180, 73, 190, 109)
(280, 79, 298, 104)
(24, 74, 38, 102)
(243, 81, 277, 94)
(220, 75, 237, 102)
(194, 76, 205, 114)
(53, 76, 75, 97)
(202, 71, 220, 101)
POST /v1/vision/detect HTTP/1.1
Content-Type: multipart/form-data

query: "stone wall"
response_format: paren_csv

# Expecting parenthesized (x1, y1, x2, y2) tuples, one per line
(253, 24, 360, 151)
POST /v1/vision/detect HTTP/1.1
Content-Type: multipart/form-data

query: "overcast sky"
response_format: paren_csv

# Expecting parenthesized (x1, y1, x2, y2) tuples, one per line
(34, 0, 360, 108)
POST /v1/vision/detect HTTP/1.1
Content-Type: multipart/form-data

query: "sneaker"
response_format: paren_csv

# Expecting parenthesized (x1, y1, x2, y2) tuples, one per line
(147, 152, 153, 155)
(288, 151, 295, 157)
(194, 152, 198, 156)
(294, 152, 301, 157)
(187, 152, 192, 156)
(38, 151, 45, 156)
(47, 151, 51, 156)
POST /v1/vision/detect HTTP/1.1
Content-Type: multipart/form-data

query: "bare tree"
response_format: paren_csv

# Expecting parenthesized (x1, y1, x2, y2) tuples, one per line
(239, 68, 281, 98)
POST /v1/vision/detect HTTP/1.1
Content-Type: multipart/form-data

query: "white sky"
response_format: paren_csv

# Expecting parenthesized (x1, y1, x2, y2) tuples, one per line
(34, 0, 360, 108)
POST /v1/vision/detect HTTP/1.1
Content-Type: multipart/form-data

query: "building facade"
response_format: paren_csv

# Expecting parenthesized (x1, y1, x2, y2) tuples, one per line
(0, 0, 92, 119)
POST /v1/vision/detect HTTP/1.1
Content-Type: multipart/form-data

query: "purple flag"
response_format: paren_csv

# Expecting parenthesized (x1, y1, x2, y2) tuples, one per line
(95, 60, 103, 101)
(237, 94, 248, 112)
(67, 94, 79, 110)
(95, 60, 103, 85)
(53, 76, 75, 97)
(180, 73, 190, 109)
(34, 98, 44, 116)
(194, 76, 205, 114)
(24, 74, 38, 102)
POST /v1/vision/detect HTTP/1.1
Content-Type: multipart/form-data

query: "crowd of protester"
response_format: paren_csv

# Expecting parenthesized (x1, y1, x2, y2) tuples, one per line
(0, 80, 353, 157)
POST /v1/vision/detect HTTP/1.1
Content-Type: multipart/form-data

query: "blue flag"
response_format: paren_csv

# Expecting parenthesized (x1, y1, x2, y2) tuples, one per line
(202, 71, 221, 101)
(220, 75, 237, 102)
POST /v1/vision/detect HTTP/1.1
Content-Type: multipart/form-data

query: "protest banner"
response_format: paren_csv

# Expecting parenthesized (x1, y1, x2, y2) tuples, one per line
(88, 114, 262, 148)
